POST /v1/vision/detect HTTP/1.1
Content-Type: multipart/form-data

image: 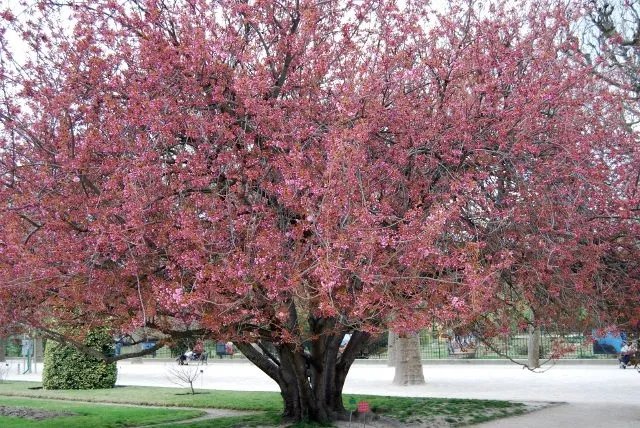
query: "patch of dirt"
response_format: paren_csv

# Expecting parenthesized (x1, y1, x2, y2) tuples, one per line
(0, 405, 75, 421)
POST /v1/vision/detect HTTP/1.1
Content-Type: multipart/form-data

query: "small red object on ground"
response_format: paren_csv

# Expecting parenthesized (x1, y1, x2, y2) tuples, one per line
(357, 401, 370, 413)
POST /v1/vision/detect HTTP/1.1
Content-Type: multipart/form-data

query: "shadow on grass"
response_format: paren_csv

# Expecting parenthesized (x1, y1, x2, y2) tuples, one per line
(155, 411, 282, 427)
(173, 392, 212, 396)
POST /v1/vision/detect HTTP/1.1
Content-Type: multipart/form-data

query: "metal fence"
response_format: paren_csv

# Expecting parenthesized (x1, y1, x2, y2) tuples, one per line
(3, 337, 22, 358)
(116, 340, 239, 360)
(2, 332, 616, 361)
(361, 330, 614, 360)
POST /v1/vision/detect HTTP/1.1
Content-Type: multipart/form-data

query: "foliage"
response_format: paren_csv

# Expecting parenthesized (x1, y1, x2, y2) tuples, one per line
(168, 338, 197, 358)
(0, 396, 203, 428)
(42, 331, 117, 390)
(582, 0, 640, 329)
(0, 0, 638, 422)
(584, 1, 640, 120)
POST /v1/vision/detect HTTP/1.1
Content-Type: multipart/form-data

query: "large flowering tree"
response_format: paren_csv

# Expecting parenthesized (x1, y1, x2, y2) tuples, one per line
(0, 0, 637, 422)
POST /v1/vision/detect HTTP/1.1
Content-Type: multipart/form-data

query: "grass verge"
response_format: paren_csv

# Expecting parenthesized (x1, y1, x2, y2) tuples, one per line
(0, 381, 282, 411)
(154, 412, 284, 427)
(0, 381, 530, 427)
(346, 395, 528, 426)
(0, 396, 203, 427)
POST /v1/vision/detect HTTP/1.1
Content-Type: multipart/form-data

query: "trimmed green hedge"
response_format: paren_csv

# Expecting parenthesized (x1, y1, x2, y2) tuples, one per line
(42, 330, 117, 390)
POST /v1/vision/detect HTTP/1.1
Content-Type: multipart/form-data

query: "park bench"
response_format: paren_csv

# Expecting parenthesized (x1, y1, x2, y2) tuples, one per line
(449, 349, 476, 359)
(447, 339, 476, 359)
(215, 342, 234, 358)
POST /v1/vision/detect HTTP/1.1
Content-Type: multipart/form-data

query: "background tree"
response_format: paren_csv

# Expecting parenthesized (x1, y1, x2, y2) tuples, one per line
(0, 0, 638, 423)
(392, 332, 424, 385)
(387, 331, 397, 367)
(167, 363, 204, 395)
(583, 1, 640, 122)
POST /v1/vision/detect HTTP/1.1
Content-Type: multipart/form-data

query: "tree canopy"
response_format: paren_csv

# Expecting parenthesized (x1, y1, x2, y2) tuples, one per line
(1, 0, 638, 422)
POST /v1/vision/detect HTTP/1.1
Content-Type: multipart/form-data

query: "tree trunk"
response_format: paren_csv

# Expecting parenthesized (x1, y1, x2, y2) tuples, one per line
(34, 338, 44, 363)
(0, 337, 5, 362)
(387, 330, 397, 367)
(393, 332, 425, 385)
(235, 327, 370, 423)
(527, 325, 540, 369)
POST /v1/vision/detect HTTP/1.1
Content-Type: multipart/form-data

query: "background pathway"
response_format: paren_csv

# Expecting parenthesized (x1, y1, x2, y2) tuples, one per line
(4, 359, 639, 427)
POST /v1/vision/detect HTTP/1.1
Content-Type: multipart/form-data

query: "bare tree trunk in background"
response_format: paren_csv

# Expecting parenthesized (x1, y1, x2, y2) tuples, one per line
(34, 338, 44, 362)
(527, 326, 541, 369)
(387, 331, 397, 367)
(393, 332, 425, 385)
(0, 338, 5, 362)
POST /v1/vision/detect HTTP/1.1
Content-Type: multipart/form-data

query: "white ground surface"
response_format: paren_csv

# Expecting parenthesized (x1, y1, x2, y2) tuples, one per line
(4, 359, 640, 427)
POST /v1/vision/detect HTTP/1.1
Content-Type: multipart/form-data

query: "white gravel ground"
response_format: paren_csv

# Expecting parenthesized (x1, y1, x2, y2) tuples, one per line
(4, 359, 640, 427)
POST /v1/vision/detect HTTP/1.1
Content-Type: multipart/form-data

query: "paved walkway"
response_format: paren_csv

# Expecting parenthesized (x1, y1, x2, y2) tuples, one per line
(4, 359, 640, 427)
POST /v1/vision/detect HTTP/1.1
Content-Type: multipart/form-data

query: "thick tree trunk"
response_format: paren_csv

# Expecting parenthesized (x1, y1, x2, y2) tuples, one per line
(527, 325, 540, 369)
(393, 332, 425, 385)
(235, 327, 370, 423)
(0, 337, 5, 362)
(387, 330, 397, 367)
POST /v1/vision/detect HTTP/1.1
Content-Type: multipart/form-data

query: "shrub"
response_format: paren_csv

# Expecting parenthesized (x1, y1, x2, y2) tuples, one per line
(42, 330, 117, 389)
(168, 337, 197, 357)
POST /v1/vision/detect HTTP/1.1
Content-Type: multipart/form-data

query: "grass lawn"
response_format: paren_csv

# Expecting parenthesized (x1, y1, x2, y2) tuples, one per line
(0, 396, 204, 427)
(0, 381, 529, 427)
(346, 395, 527, 426)
(0, 381, 283, 410)
(153, 412, 284, 428)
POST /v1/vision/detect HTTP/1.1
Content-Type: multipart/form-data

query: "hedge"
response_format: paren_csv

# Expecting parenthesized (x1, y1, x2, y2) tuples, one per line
(42, 330, 117, 389)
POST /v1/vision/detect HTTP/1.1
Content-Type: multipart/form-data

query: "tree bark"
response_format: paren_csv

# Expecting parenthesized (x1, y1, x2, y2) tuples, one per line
(387, 330, 397, 367)
(393, 332, 425, 385)
(0, 337, 5, 362)
(527, 325, 541, 369)
(235, 326, 370, 423)
(34, 337, 44, 363)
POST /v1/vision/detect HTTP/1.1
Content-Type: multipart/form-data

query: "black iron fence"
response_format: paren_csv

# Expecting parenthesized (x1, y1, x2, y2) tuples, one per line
(1, 331, 616, 360)
(360, 331, 614, 360)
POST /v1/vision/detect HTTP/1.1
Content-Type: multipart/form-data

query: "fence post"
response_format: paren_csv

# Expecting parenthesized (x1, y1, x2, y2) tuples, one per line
(578, 334, 584, 358)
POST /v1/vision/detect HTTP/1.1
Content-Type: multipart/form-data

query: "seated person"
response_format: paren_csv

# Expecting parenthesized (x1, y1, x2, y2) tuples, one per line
(177, 354, 187, 365)
(620, 341, 637, 366)
(448, 337, 462, 354)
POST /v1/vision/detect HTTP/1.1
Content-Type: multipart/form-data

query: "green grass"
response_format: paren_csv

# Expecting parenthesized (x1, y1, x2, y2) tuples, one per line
(0, 396, 204, 427)
(155, 412, 284, 427)
(0, 382, 282, 411)
(0, 381, 529, 427)
(344, 395, 527, 426)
